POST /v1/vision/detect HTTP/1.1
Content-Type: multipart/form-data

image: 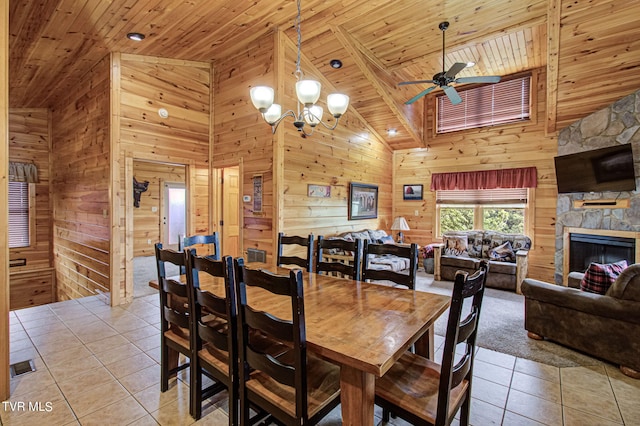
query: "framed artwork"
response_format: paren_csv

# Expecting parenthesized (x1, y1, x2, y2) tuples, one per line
(308, 184, 331, 198)
(403, 184, 423, 200)
(252, 174, 263, 213)
(349, 182, 378, 220)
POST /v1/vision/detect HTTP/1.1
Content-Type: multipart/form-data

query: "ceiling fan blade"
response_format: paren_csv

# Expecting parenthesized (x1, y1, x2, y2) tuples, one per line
(443, 85, 462, 105)
(398, 80, 436, 86)
(444, 62, 467, 79)
(455, 76, 502, 84)
(405, 86, 437, 105)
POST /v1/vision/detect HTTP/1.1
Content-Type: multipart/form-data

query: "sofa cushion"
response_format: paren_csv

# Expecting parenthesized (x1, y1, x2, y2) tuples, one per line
(489, 241, 515, 262)
(607, 264, 640, 301)
(488, 260, 517, 275)
(441, 255, 479, 270)
(443, 235, 468, 256)
(580, 260, 628, 295)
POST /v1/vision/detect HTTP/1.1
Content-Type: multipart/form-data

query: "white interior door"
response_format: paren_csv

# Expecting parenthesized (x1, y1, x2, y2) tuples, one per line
(163, 182, 186, 249)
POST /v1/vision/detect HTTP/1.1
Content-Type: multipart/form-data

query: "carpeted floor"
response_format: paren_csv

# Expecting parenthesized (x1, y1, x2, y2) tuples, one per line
(416, 272, 603, 368)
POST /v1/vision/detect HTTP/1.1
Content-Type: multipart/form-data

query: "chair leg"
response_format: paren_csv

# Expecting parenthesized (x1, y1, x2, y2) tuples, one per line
(382, 407, 390, 422)
(191, 357, 202, 419)
(160, 341, 169, 392)
(459, 396, 471, 426)
(229, 381, 239, 426)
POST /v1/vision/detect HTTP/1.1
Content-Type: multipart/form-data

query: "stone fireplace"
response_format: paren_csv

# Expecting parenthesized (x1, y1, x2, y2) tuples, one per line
(555, 90, 640, 284)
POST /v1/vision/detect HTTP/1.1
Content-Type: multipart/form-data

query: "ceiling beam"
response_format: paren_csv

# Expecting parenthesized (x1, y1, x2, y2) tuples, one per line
(330, 25, 424, 147)
(546, 0, 561, 135)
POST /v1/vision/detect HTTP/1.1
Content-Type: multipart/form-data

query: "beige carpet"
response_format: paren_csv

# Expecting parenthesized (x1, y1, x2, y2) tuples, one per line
(416, 272, 603, 368)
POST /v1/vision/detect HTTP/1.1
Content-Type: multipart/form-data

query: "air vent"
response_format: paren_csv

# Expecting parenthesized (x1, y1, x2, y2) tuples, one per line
(10, 359, 36, 377)
(247, 248, 266, 263)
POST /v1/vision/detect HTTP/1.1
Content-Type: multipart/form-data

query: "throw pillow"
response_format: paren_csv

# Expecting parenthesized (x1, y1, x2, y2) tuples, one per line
(443, 235, 468, 256)
(489, 241, 515, 262)
(580, 260, 628, 295)
(379, 235, 395, 244)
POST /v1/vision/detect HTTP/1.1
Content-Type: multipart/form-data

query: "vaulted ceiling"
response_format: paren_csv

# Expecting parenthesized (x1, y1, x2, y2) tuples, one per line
(10, 0, 549, 149)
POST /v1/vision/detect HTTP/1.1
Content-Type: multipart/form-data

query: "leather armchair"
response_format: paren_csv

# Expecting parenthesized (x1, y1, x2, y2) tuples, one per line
(521, 264, 640, 378)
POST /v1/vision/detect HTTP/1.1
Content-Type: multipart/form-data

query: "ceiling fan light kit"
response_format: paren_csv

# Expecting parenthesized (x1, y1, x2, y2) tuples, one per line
(249, 0, 349, 137)
(400, 21, 501, 105)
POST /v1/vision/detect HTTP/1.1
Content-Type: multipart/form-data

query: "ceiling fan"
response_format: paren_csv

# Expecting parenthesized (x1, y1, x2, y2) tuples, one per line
(399, 21, 501, 105)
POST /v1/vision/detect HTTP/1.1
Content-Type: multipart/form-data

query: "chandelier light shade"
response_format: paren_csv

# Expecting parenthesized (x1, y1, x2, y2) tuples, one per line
(249, 0, 349, 136)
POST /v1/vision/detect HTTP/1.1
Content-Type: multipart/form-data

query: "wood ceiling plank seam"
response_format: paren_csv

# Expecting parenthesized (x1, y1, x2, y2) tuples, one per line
(516, 31, 528, 70)
(327, 25, 422, 148)
(508, 33, 522, 71)
(38, 0, 93, 39)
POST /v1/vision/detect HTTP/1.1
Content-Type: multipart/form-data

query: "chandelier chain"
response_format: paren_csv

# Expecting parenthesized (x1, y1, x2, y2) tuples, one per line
(295, 0, 303, 79)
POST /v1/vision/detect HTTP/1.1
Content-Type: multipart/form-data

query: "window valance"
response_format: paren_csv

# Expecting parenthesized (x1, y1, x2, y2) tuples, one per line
(431, 167, 537, 191)
(9, 161, 39, 183)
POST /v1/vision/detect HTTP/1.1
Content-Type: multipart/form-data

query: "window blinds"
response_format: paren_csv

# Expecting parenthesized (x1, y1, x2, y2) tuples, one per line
(9, 181, 30, 248)
(437, 75, 531, 133)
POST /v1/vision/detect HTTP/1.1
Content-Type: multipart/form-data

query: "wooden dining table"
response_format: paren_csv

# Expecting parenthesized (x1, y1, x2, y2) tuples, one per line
(150, 262, 451, 426)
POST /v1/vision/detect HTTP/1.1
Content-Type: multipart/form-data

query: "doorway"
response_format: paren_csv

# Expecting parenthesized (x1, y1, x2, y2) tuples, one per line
(216, 165, 241, 257)
(162, 181, 186, 250)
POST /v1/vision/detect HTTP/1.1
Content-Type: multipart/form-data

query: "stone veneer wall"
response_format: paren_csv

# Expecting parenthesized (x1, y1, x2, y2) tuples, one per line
(555, 89, 640, 284)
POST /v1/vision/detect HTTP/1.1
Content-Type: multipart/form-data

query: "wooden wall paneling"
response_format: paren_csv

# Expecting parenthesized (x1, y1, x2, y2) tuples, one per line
(1, 0, 9, 400)
(213, 33, 277, 261)
(273, 30, 285, 252)
(10, 269, 55, 310)
(52, 54, 111, 304)
(132, 161, 186, 257)
(554, 0, 640, 130)
(111, 52, 123, 305)
(118, 54, 211, 300)
(8, 109, 52, 272)
(394, 69, 557, 282)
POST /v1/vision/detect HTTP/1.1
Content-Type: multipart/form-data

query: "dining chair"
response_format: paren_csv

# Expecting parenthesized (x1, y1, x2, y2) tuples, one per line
(362, 240, 419, 289)
(315, 235, 363, 280)
(276, 232, 315, 272)
(234, 261, 341, 426)
(184, 249, 237, 422)
(179, 233, 221, 274)
(375, 261, 489, 426)
(155, 243, 191, 392)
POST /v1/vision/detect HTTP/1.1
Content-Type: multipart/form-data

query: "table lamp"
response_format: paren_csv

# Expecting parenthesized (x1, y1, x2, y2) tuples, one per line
(391, 217, 410, 244)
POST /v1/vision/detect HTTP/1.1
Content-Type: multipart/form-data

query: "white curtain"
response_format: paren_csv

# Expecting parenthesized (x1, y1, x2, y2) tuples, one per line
(9, 161, 39, 183)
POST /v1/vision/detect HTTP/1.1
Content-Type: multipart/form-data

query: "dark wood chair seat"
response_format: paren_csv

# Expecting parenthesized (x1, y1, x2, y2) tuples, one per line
(374, 262, 489, 426)
(155, 243, 192, 393)
(235, 262, 341, 425)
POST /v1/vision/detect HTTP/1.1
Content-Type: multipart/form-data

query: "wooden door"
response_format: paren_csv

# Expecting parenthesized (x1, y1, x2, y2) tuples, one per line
(222, 167, 240, 257)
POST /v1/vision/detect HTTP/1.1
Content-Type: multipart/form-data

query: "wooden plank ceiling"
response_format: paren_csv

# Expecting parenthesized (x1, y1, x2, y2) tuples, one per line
(9, 0, 547, 149)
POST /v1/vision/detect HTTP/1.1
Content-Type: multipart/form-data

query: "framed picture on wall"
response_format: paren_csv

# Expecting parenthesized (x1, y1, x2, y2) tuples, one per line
(403, 184, 423, 200)
(349, 182, 378, 220)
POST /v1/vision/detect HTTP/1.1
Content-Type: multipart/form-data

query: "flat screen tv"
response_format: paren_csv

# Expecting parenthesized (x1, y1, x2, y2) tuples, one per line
(554, 144, 637, 193)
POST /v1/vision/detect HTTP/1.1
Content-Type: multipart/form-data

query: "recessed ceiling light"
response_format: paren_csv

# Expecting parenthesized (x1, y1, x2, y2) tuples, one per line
(127, 32, 146, 41)
(387, 129, 397, 136)
(466, 61, 475, 68)
(329, 59, 343, 69)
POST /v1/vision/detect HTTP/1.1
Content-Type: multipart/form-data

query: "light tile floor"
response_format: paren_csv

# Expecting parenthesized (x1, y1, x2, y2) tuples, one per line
(2, 294, 639, 425)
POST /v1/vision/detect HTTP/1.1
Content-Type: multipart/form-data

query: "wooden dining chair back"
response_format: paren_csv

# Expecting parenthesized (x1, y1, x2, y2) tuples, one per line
(276, 232, 315, 272)
(315, 235, 363, 280)
(375, 261, 489, 426)
(234, 261, 341, 425)
(362, 240, 419, 289)
(155, 242, 191, 392)
(185, 249, 237, 422)
(179, 233, 221, 274)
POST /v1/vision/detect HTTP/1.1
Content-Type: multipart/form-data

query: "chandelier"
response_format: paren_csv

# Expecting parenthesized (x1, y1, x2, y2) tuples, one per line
(249, 0, 349, 136)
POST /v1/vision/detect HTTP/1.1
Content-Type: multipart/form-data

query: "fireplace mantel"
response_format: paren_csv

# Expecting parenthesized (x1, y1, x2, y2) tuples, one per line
(562, 227, 640, 285)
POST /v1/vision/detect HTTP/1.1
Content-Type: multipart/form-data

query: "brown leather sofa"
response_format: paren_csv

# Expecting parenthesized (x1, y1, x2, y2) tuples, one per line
(521, 264, 640, 378)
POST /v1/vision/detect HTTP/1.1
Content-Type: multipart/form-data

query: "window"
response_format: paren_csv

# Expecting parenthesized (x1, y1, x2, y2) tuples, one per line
(437, 75, 531, 133)
(437, 188, 528, 236)
(9, 181, 31, 248)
